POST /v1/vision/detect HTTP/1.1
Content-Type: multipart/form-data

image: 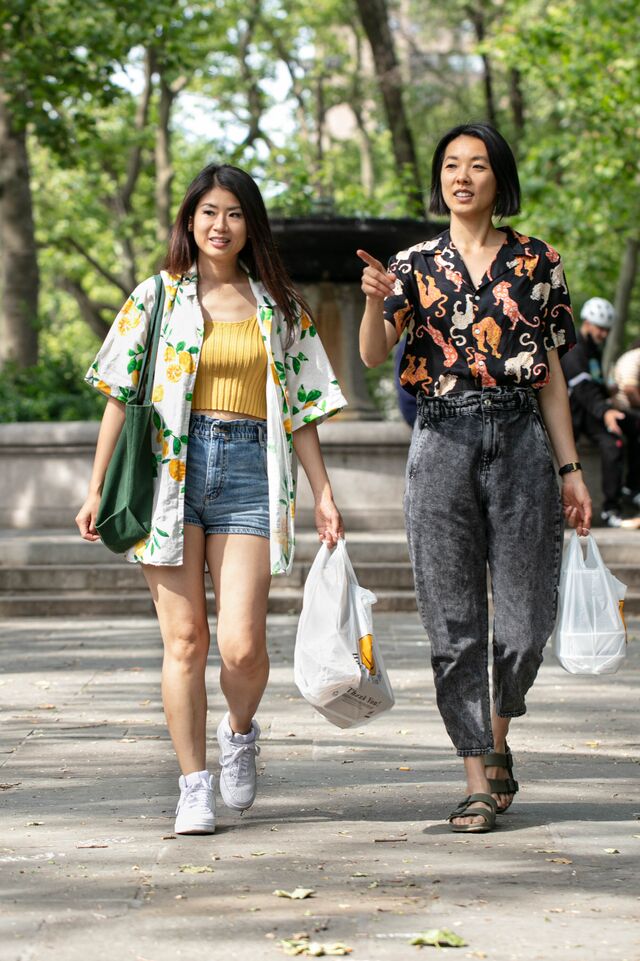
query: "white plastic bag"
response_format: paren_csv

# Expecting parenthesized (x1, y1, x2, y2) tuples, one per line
(553, 532, 627, 675)
(294, 539, 395, 728)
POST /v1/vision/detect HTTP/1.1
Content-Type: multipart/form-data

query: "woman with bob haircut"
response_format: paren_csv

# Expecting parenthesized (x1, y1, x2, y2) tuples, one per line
(77, 163, 346, 835)
(358, 122, 591, 833)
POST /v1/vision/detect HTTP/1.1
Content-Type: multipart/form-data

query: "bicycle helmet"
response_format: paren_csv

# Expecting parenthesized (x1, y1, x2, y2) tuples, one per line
(580, 297, 616, 329)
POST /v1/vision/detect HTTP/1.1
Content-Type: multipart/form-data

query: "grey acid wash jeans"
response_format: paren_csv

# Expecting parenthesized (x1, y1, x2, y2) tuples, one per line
(404, 387, 563, 756)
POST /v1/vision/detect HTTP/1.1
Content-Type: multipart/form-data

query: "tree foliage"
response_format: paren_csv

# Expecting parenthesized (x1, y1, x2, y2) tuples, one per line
(0, 0, 638, 419)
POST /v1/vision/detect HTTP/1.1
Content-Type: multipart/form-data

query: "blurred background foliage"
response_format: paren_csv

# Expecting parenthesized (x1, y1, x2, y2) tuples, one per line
(0, 0, 638, 419)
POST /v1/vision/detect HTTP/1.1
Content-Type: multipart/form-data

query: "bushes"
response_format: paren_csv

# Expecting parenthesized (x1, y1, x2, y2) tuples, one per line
(0, 353, 104, 422)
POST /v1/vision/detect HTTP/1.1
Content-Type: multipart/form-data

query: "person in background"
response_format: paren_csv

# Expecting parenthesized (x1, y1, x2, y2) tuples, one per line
(561, 298, 640, 526)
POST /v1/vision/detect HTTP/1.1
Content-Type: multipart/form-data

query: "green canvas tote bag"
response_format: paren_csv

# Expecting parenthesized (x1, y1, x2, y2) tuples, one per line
(96, 274, 165, 554)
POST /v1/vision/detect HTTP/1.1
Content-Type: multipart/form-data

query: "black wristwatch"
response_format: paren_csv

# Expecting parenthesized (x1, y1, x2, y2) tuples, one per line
(558, 461, 582, 477)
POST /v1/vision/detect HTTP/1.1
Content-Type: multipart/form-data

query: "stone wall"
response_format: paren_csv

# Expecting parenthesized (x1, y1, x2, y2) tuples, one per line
(0, 420, 414, 531)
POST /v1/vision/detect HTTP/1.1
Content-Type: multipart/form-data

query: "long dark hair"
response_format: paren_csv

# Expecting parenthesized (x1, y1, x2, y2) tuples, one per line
(429, 122, 521, 218)
(164, 163, 311, 341)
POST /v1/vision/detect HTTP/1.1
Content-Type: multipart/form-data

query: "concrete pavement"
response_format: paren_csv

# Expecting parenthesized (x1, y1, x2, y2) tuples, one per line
(1, 612, 639, 961)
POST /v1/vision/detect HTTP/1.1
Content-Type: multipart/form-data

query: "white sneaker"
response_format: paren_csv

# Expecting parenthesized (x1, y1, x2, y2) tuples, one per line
(217, 714, 261, 812)
(174, 773, 216, 834)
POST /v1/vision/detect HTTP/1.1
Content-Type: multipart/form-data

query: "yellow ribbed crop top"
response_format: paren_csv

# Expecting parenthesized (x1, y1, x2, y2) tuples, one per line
(191, 315, 267, 419)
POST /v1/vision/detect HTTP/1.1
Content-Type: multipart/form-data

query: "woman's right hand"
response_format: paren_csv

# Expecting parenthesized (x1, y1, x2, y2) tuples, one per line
(357, 249, 396, 301)
(75, 493, 102, 542)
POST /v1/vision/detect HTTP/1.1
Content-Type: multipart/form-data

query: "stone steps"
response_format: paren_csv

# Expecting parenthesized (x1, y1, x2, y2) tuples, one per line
(2, 528, 640, 618)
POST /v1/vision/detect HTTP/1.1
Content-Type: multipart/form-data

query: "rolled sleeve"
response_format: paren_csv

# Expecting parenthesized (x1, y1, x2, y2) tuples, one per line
(285, 314, 347, 431)
(84, 277, 158, 402)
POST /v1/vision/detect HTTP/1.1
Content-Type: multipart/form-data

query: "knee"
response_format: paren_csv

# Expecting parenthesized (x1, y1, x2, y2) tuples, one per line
(164, 623, 209, 671)
(219, 636, 267, 675)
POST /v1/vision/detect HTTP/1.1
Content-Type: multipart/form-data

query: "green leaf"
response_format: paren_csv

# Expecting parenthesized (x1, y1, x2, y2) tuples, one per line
(305, 388, 322, 404)
(409, 929, 467, 948)
(188, 346, 199, 353)
(176, 341, 186, 352)
(173, 437, 181, 455)
(292, 357, 301, 374)
(297, 385, 307, 402)
(180, 435, 188, 443)
(126, 358, 137, 374)
(152, 411, 161, 429)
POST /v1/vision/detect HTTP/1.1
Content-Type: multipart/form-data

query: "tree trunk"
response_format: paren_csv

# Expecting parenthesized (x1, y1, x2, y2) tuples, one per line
(354, 0, 424, 217)
(509, 67, 525, 138)
(155, 75, 174, 247)
(602, 233, 640, 374)
(467, 6, 498, 127)
(0, 91, 39, 367)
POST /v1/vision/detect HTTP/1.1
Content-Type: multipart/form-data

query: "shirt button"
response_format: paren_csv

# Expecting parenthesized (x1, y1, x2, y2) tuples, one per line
(478, 360, 485, 367)
(484, 398, 492, 407)
(474, 294, 480, 301)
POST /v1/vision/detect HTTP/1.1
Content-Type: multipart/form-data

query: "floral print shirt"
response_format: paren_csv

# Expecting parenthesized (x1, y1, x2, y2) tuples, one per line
(384, 226, 576, 397)
(85, 267, 346, 572)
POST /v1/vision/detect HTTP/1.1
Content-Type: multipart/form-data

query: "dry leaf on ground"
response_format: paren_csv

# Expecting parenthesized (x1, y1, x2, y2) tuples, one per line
(274, 888, 315, 900)
(279, 937, 352, 956)
(604, 848, 620, 854)
(179, 864, 215, 874)
(546, 857, 572, 864)
(410, 929, 467, 948)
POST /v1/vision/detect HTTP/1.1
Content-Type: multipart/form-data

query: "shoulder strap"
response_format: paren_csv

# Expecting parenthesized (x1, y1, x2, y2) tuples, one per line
(137, 274, 166, 403)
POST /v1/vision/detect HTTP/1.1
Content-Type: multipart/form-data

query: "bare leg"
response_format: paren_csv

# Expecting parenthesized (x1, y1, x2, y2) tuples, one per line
(451, 711, 515, 826)
(143, 525, 209, 774)
(486, 707, 515, 811)
(206, 533, 271, 734)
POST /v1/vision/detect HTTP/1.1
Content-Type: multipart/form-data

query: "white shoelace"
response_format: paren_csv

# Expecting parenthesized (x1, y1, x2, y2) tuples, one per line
(222, 740, 261, 781)
(176, 780, 212, 815)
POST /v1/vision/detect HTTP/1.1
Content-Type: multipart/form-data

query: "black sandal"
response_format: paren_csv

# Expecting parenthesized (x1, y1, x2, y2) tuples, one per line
(484, 744, 519, 813)
(447, 793, 497, 833)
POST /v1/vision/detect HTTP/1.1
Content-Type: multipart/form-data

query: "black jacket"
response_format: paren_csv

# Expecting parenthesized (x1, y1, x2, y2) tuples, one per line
(561, 331, 611, 432)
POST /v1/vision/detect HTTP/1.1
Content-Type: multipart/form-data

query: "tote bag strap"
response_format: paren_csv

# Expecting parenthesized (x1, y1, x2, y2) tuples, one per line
(136, 274, 166, 404)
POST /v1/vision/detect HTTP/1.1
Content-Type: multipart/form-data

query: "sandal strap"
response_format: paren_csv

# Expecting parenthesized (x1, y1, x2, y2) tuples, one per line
(447, 792, 497, 822)
(484, 751, 508, 767)
(487, 776, 519, 795)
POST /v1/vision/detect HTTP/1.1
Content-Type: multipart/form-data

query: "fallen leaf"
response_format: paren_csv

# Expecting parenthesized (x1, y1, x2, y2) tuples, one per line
(36, 704, 56, 710)
(279, 937, 352, 956)
(162, 835, 176, 840)
(76, 843, 109, 849)
(546, 857, 572, 864)
(273, 888, 315, 900)
(410, 929, 467, 948)
(374, 835, 407, 843)
(535, 849, 559, 854)
(179, 864, 215, 874)
(337, 831, 351, 837)
(26, 821, 43, 827)
(251, 851, 267, 857)
(398, 766, 413, 772)
(119, 738, 137, 743)
(584, 740, 600, 748)
(350, 872, 368, 877)
(604, 848, 620, 854)
(0, 783, 20, 791)
(138, 699, 151, 706)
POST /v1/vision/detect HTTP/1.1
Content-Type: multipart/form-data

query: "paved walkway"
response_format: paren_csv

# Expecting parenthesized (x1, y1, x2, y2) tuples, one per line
(1, 613, 638, 961)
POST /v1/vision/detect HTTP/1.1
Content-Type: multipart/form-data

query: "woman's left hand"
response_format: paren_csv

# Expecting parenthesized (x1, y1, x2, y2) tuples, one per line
(561, 473, 592, 537)
(314, 491, 344, 547)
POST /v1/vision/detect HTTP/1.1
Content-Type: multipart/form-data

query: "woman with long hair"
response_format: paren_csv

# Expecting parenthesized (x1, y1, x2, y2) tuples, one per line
(358, 122, 591, 833)
(76, 163, 346, 834)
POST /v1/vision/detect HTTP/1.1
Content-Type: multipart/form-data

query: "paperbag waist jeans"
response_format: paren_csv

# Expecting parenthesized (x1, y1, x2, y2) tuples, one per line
(404, 386, 563, 756)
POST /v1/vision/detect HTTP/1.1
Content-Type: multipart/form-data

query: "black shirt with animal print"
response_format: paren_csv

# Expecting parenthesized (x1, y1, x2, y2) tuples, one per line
(384, 226, 576, 397)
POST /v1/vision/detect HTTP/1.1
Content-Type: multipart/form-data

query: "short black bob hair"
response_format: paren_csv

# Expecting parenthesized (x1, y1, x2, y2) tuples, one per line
(429, 122, 521, 218)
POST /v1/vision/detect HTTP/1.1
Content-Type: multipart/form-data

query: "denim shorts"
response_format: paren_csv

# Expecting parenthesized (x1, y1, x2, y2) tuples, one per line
(183, 415, 270, 538)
